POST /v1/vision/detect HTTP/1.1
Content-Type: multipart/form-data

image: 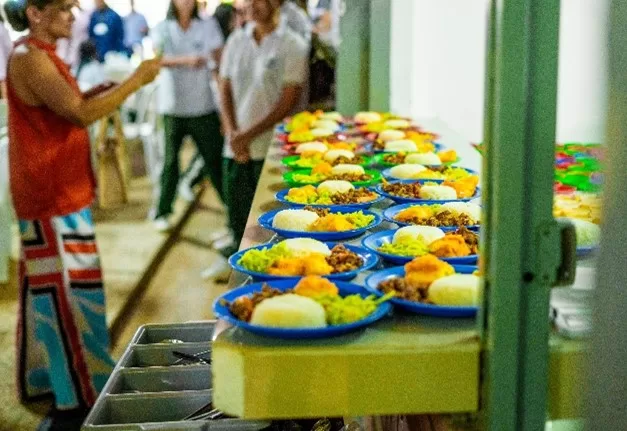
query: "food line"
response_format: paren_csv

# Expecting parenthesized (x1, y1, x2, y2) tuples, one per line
(84, 115, 596, 431)
(210, 116, 586, 420)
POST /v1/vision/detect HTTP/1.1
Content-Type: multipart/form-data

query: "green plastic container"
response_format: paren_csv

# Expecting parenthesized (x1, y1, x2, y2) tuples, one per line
(283, 169, 383, 188)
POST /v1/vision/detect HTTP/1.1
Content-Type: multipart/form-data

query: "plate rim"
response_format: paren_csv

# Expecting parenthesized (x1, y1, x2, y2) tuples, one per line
(363, 266, 479, 316)
(212, 279, 393, 337)
(229, 242, 381, 279)
(361, 230, 479, 264)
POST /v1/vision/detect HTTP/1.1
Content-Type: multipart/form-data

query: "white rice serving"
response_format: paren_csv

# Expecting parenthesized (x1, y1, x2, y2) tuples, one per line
(437, 203, 482, 224)
(428, 275, 482, 306)
(295, 142, 327, 154)
(379, 130, 406, 142)
(310, 128, 334, 138)
(324, 149, 355, 162)
(272, 210, 320, 231)
(393, 226, 445, 245)
(419, 185, 458, 200)
(389, 164, 428, 179)
(331, 164, 365, 176)
(405, 152, 442, 166)
(318, 180, 355, 195)
(251, 295, 327, 328)
(355, 111, 382, 124)
(319, 112, 343, 122)
(385, 140, 418, 153)
(312, 119, 340, 131)
(281, 238, 332, 257)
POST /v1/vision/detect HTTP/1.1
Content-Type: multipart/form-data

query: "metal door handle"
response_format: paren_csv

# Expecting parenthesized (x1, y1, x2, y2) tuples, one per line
(555, 218, 577, 286)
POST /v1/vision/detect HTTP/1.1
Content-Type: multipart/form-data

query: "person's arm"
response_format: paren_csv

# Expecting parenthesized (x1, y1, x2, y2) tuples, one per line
(206, 18, 224, 71)
(238, 85, 302, 141)
(160, 55, 207, 68)
(211, 47, 223, 69)
(314, 11, 332, 34)
(218, 77, 238, 136)
(218, 35, 237, 135)
(15, 49, 160, 127)
(229, 84, 301, 163)
(151, 22, 205, 68)
(82, 81, 117, 99)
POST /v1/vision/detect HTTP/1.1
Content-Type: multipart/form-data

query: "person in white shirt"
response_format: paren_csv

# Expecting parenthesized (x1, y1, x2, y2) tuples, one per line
(279, 0, 312, 42)
(124, 0, 149, 55)
(151, 0, 225, 232)
(208, 0, 308, 278)
(310, 0, 340, 49)
(0, 14, 13, 98)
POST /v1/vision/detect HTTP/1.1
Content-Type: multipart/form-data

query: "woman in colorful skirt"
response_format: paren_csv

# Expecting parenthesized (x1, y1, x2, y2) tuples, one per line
(3, 0, 160, 422)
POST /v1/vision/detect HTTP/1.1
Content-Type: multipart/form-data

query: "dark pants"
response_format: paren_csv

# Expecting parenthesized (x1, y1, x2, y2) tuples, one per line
(157, 113, 224, 218)
(222, 158, 264, 254)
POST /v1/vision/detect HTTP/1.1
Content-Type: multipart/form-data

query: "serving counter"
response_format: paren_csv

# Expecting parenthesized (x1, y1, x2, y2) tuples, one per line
(210, 118, 587, 420)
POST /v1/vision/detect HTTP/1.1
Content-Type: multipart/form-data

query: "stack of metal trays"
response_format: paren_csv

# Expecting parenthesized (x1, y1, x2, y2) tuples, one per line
(82, 321, 270, 430)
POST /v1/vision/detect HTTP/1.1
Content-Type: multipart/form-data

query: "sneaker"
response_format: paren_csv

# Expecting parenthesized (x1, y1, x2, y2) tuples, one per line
(212, 234, 235, 252)
(178, 182, 196, 203)
(153, 217, 171, 232)
(208, 227, 232, 243)
(201, 255, 231, 283)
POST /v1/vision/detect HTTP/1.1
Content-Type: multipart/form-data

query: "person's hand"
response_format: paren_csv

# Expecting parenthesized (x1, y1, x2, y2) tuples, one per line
(189, 55, 208, 69)
(134, 58, 161, 86)
(230, 130, 252, 164)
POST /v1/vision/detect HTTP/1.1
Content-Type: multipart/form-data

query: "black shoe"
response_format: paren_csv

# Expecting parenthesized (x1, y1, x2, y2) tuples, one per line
(37, 407, 90, 431)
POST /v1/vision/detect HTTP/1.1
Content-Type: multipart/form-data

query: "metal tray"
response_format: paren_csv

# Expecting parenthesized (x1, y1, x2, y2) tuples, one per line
(123, 343, 211, 368)
(82, 321, 270, 431)
(131, 322, 217, 345)
(108, 365, 212, 394)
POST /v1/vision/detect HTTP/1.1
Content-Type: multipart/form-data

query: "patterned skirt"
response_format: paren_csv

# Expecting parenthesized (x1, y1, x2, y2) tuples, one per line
(16, 207, 114, 410)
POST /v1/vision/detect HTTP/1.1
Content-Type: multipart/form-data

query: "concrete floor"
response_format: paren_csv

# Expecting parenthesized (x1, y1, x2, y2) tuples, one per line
(0, 175, 228, 430)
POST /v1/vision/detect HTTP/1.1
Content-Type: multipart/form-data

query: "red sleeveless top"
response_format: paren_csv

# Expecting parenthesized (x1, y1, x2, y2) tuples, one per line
(8, 38, 95, 220)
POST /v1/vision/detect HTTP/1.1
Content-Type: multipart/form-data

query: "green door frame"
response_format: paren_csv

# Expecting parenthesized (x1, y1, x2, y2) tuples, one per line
(336, 0, 391, 114)
(587, 1, 627, 428)
(483, 1, 562, 430)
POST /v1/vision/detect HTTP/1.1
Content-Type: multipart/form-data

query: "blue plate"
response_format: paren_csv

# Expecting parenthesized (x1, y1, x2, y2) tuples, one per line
(258, 208, 382, 240)
(213, 279, 393, 339)
(375, 180, 482, 204)
(229, 242, 380, 281)
(364, 266, 478, 318)
(381, 167, 479, 182)
(275, 189, 387, 209)
(275, 123, 347, 135)
(373, 142, 445, 154)
(383, 203, 481, 231)
(577, 246, 598, 257)
(361, 230, 479, 265)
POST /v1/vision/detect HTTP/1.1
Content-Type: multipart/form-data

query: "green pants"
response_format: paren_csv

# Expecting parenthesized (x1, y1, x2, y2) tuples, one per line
(157, 113, 224, 218)
(222, 158, 264, 253)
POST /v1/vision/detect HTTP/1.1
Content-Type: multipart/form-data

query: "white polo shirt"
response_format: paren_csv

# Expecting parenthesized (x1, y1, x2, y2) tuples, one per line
(152, 18, 224, 117)
(281, 2, 313, 43)
(220, 24, 309, 161)
(0, 26, 13, 81)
